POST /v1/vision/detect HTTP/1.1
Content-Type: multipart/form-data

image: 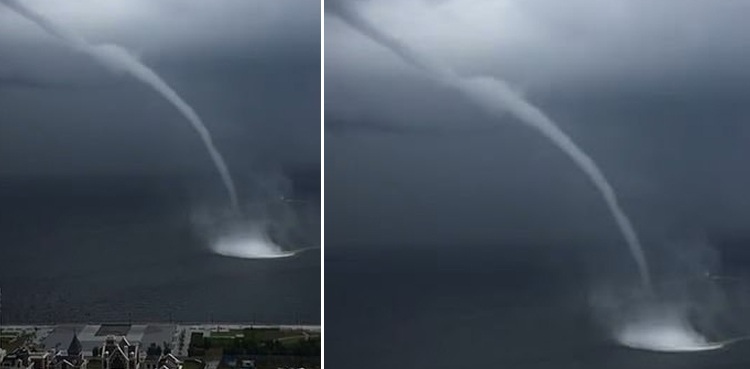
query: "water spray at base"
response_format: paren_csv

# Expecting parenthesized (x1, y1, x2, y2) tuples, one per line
(189, 177, 319, 259)
(611, 306, 750, 353)
(616, 311, 724, 352)
(590, 272, 750, 353)
(211, 224, 316, 259)
(211, 223, 297, 259)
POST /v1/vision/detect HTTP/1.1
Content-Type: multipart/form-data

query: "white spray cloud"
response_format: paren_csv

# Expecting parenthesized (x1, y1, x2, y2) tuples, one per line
(589, 281, 739, 352)
(328, 0, 652, 290)
(190, 204, 318, 259)
(615, 306, 723, 352)
(0, 0, 239, 211)
(212, 224, 295, 259)
(586, 254, 750, 353)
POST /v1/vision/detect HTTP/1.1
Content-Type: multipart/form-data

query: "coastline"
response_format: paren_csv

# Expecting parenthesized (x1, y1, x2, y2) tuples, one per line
(1, 323, 320, 357)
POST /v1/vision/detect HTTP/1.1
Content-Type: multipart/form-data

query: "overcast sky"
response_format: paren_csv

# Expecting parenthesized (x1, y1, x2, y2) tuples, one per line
(325, 0, 750, 263)
(0, 0, 320, 178)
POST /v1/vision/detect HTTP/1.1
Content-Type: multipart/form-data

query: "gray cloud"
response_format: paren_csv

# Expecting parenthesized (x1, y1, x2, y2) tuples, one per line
(327, 0, 750, 92)
(0, 1, 320, 55)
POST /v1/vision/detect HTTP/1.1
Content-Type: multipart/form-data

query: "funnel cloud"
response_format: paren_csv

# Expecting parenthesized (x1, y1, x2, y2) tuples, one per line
(1, 0, 239, 210)
(328, 0, 651, 289)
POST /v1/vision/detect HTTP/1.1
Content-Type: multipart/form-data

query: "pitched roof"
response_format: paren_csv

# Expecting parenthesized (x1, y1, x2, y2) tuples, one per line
(106, 346, 128, 361)
(158, 353, 181, 369)
(67, 333, 82, 356)
(118, 337, 131, 348)
(163, 354, 180, 364)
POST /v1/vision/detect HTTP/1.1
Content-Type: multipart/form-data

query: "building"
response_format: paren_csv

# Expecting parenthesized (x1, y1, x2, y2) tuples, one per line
(0, 348, 48, 369)
(27, 352, 51, 369)
(156, 354, 180, 369)
(141, 346, 161, 369)
(101, 337, 141, 369)
(52, 334, 87, 369)
(142, 345, 179, 369)
(0, 348, 33, 369)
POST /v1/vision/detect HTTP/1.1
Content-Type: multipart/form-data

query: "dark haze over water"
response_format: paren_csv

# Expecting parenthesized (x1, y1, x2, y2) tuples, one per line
(326, 246, 750, 368)
(0, 171, 320, 324)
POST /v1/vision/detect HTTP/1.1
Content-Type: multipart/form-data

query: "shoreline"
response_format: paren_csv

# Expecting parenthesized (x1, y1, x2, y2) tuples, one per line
(1, 323, 320, 358)
(0, 323, 320, 330)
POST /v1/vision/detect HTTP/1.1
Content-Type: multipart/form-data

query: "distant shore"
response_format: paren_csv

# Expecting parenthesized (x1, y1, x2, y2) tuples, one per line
(1, 324, 320, 330)
(1, 323, 320, 358)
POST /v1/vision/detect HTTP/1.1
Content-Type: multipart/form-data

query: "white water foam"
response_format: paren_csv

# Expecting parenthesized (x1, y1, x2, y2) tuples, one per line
(616, 313, 725, 352)
(589, 278, 729, 353)
(212, 228, 297, 259)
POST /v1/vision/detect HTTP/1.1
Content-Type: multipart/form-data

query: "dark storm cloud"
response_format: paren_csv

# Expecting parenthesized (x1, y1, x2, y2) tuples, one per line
(325, 0, 750, 259)
(0, 0, 320, 178)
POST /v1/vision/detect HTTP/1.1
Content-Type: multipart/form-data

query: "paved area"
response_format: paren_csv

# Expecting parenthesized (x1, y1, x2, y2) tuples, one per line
(41, 325, 176, 355)
(95, 324, 131, 337)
